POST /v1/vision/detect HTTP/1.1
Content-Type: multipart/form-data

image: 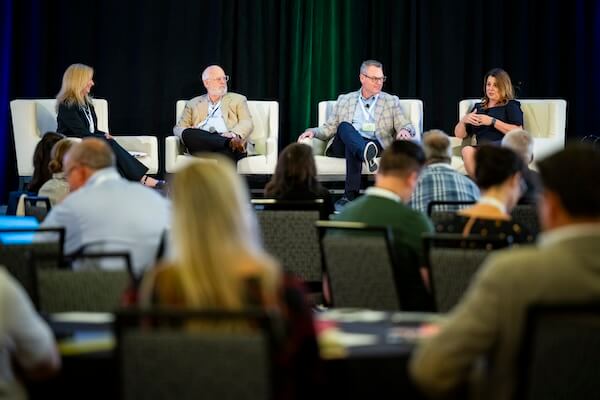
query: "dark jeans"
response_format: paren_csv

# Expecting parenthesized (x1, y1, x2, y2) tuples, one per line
(181, 128, 245, 162)
(325, 122, 382, 199)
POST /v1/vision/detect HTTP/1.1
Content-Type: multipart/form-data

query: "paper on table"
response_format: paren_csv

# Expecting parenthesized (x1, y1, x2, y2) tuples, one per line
(128, 151, 147, 158)
(51, 312, 114, 324)
(319, 308, 388, 323)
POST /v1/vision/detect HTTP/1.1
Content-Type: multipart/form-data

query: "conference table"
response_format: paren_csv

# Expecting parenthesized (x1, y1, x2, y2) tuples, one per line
(28, 309, 442, 399)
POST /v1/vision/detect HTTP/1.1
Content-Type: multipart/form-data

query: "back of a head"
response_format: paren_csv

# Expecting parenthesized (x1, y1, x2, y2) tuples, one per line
(266, 143, 317, 196)
(422, 130, 451, 163)
(48, 138, 75, 173)
(29, 132, 65, 191)
(537, 144, 600, 218)
(502, 129, 534, 164)
(378, 140, 426, 178)
(68, 138, 115, 170)
(475, 146, 525, 190)
(171, 156, 266, 307)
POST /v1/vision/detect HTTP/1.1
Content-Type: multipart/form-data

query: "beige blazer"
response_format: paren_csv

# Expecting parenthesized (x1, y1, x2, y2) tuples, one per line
(410, 230, 600, 400)
(311, 91, 414, 150)
(174, 92, 254, 139)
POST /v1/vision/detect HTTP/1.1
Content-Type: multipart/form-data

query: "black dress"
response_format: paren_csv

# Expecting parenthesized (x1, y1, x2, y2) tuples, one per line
(466, 99, 524, 144)
(57, 102, 148, 181)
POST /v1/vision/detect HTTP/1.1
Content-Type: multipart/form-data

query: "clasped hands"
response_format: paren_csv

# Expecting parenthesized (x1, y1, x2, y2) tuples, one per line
(463, 110, 493, 126)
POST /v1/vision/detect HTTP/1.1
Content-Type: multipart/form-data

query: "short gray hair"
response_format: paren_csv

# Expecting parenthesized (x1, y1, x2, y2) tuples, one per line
(422, 129, 452, 163)
(360, 60, 383, 74)
(502, 129, 534, 163)
(68, 138, 115, 170)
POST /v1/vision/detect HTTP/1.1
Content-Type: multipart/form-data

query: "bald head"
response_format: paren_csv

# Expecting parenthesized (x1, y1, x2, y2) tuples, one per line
(202, 65, 228, 100)
(66, 138, 115, 170)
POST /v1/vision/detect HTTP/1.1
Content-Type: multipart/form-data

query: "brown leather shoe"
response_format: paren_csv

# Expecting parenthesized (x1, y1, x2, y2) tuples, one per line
(228, 136, 246, 153)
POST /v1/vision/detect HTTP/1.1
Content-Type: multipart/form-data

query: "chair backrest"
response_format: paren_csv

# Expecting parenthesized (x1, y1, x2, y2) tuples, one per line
(511, 203, 540, 238)
(0, 227, 64, 299)
(23, 195, 52, 222)
(252, 200, 326, 288)
(10, 98, 109, 177)
(424, 233, 511, 313)
(515, 303, 600, 400)
(318, 99, 424, 141)
(458, 99, 567, 161)
(31, 252, 131, 313)
(316, 221, 403, 310)
(175, 100, 278, 156)
(115, 308, 274, 400)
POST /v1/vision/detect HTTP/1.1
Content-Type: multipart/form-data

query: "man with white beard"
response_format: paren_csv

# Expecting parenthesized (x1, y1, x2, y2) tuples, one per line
(173, 65, 253, 161)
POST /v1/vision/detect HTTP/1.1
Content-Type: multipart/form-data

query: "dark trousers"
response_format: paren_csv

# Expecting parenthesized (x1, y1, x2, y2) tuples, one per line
(325, 122, 382, 199)
(181, 129, 243, 162)
(107, 139, 148, 181)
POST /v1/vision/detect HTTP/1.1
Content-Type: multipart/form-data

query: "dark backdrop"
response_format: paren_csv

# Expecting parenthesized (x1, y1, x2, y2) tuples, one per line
(2, 0, 600, 201)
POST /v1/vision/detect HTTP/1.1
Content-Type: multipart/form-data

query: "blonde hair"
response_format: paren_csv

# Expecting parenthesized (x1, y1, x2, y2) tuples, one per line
(481, 68, 515, 108)
(170, 155, 279, 309)
(56, 63, 94, 108)
(48, 138, 74, 173)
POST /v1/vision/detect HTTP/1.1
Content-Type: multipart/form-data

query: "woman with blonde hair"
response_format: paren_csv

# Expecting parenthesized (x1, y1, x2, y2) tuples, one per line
(37, 138, 74, 206)
(56, 63, 163, 188)
(142, 155, 280, 309)
(455, 68, 524, 177)
(138, 156, 320, 399)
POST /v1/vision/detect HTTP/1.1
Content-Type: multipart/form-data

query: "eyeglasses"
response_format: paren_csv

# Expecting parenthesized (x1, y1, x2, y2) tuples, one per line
(362, 73, 387, 83)
(206, 75, 230, 82)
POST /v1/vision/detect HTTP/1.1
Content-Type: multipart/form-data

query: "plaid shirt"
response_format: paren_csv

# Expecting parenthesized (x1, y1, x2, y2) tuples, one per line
(409, 163, 480, 214)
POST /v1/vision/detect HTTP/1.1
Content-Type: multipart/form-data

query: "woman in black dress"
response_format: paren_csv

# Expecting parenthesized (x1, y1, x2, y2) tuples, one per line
(55, 63, 161, 187)
(455, 68, 524, 178)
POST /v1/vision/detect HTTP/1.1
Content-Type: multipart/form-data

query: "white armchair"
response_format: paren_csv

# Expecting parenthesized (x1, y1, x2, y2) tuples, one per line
(165, 100, 279, 174)
(457, 99, 567, 167)
(10, 99, 159, 181)
(307, 99, 423, 177)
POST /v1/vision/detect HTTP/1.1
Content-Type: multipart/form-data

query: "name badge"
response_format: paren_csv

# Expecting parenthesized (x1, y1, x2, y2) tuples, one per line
(362, 122, 376, 132)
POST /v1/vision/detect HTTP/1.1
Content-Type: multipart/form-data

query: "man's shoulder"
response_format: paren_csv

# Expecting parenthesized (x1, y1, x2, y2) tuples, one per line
(186, 95, 208, 106)
(378, 91, 399, 102)
(225, 92, 248, 102)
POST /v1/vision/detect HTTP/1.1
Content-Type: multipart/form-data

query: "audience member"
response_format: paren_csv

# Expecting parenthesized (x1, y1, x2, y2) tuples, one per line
(139, 155, 319, 399)
(333, 140, 433, 310)
(41, 138, 170, 275)
(173, 65, 251, 161)
(455, 68, 524, 177)
(298, 60, 415, 210)
(502, 129, 540, 204)
(409, 129, 480, 214)
(435, 146, 534, 243)
(28, 132, 65, 193)
(38, 138, 74, 206)
(56, 63, 162, 188)
(265, 143, 334, 215)
(410, 144, 600, 400)
(0, 267, 60, 398)
(11, 132, 64, 216)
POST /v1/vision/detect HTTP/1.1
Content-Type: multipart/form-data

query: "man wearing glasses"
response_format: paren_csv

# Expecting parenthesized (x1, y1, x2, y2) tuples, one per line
(298, 60, 415, 210)
(174, 65, 252, 160)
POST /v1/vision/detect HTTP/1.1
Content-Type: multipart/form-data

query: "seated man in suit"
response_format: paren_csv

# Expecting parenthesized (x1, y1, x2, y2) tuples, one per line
(410, 144, 600, 400)
(0, 267, 60, 398)
(173, 65, 252, 161)
(297, 60, 415, 210)
(41, 138, 170, 275)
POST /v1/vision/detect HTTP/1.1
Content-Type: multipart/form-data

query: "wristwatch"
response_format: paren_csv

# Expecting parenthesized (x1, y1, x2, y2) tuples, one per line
(491, 117, 497, 127)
